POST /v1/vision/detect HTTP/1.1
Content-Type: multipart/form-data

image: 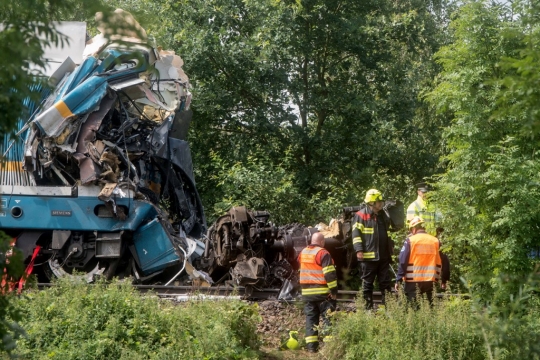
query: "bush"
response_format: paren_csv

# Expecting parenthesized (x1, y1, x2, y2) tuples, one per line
(12, 278, 261, 359)
(0, 232, 25, 356)
(323, 295, 486, 360)
(472, 270, 540, 360)
(324, 279, 540, 360)
(427, 0, 540, 300)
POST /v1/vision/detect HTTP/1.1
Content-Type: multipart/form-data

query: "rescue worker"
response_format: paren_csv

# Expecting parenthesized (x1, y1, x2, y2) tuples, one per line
(352, 189, 394, 310)
(298, 232, 338, 353)
(406, 182, 442, 236)
(395, 216, 450, 305)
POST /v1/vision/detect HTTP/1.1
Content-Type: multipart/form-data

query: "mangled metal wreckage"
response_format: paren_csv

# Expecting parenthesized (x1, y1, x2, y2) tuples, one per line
(0, 13, 314, 289)
(1, 12, 207, 284)
(1, 13, 404, 294)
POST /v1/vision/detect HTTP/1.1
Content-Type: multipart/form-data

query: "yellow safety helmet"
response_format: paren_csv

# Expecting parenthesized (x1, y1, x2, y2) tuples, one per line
(409, 216, 425, 229)
(364, 189, 383, 203)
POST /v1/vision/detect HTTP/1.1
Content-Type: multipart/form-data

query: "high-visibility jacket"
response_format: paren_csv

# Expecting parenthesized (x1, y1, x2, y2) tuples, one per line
(403, 232, 441, 282)
(298, 245, 338, 299)
(406, 196, 439, 236)
(351, 207, 393, 261)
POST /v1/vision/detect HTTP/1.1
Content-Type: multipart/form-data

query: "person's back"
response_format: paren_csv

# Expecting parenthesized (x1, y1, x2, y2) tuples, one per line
(396, 216, 449, 305)
(298, 233, 337, 353)
(299, 244, 334, 299)
(407, 231, 441, 283)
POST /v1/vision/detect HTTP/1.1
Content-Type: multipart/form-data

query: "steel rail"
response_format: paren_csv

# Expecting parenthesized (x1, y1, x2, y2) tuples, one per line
(36, 283, 466, 303)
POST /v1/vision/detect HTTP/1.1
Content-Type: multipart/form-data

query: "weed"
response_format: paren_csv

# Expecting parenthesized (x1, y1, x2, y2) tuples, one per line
(12, 278, 260, 359)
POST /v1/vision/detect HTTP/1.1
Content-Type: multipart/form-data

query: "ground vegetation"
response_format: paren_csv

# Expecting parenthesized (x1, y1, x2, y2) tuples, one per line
(324, 289, 540, 360)
(13, 279, 260, 359)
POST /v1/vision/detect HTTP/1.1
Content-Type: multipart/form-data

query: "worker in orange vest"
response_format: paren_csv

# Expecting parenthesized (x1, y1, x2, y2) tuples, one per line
(298, 232, 338, 353)
(394, 216, 450, 305)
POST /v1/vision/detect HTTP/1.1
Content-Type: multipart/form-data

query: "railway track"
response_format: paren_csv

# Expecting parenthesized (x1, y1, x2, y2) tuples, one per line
(136, 285, 369, 303)
(37, 283, 364, 302)
(36, 283, 461, 304)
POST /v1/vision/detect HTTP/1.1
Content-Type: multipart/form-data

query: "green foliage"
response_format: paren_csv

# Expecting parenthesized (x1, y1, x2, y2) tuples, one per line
(427, 0, 540, 299)
(209, 152, 361, 223)
(471, 268, 540, 359)
(0, 0, 147, 141)
(13, 278, 260, 359)
(111, 0, 451, 223)
(0, 232, 24, 356)
(324, 295, 486, 360)
(324, 284, 540, 360)
(211, 155, 311, 224)
(0, 0, 92, 139)
(497, 1, 540, 135)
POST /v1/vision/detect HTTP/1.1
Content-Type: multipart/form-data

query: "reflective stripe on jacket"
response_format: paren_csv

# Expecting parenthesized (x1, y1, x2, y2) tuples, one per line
(406, 196, 438, 236)
(299, 246, 337, 297)
(351, 207, 392, 261)
(405, 232, 442, 282)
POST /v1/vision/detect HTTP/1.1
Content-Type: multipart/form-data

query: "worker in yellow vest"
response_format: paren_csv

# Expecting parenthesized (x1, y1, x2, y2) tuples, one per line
(395, 216, 450, 305)
(406, 183, 442, 236)
(298, 232, 338, 353)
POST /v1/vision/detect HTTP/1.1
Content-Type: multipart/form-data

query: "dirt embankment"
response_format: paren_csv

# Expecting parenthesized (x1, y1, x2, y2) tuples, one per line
(255, 300, 357, 359)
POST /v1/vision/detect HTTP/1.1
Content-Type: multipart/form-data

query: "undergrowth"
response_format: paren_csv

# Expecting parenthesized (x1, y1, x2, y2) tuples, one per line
(11, 278, 261, 360)
(322, 291, 540, 360)
(6, 276, 540, 359)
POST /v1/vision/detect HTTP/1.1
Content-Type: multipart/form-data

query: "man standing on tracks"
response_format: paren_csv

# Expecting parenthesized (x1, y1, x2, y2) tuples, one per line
(394, 216, 450, 306)
(352, 189, 394, 310)
(298, 232, 338, 353)
(406, 182, 441, 236)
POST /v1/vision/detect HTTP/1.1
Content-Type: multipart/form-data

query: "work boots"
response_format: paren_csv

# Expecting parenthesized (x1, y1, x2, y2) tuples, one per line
(380, 287, 392, 306)
(363, 291, 374, 310)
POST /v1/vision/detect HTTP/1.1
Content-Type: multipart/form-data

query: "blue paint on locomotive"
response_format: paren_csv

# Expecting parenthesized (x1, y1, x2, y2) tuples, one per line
(0, 192, 181, 275)
(0, 194, 154, 231)
(132, 218, 180, 274)
(0, 29, 202, 279)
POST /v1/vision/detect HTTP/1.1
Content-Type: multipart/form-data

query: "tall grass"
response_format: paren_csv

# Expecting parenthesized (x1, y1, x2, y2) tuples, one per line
(8, 275, 540, 359)
(323, 295, 485, 360)
(12, 278, 261, 360)
(323, 288, 540, 360)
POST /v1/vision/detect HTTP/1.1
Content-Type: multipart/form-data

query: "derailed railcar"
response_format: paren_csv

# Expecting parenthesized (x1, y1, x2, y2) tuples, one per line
(0, 12, 206, 284)
(196, 201, 404, 294)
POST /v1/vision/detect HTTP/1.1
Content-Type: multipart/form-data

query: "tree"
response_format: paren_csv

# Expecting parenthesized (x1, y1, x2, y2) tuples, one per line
(0, 0, 138, 139)
(427, 0, 540, 299)
(114, 0, 452, 223)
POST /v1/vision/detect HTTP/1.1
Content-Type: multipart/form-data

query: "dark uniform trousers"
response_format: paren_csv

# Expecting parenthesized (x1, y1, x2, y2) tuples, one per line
(304, 298, 337, 351)
(361, 258, 392, 309)
(404, 281, 435, 307)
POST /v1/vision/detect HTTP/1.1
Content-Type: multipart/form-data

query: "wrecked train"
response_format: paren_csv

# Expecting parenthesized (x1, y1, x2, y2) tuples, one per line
(1, 14, 207, 284)
(0, 14, 404, 293)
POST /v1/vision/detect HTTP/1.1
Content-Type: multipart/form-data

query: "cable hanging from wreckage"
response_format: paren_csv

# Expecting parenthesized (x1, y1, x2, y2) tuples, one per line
(0, 12, 405, 296)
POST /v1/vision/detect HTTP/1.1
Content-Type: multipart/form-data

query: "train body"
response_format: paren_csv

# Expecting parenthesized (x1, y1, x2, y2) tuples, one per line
(1, 16, 206, 284)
